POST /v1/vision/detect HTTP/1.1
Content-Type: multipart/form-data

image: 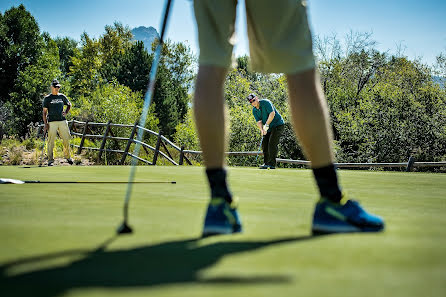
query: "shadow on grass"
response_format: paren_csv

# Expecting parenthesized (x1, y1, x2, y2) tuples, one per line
(0, 235, 321, 297)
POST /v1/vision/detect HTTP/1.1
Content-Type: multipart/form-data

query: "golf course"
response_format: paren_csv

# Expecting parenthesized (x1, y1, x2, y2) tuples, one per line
(0, 165, 445, 297)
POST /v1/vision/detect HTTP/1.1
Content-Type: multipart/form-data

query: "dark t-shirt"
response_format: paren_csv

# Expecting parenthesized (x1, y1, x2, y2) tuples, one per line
(252, 99, 284, 128)
(42, 94, 70, 122)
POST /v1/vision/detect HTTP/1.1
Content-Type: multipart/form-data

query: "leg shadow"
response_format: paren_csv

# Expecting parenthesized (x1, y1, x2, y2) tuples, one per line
(0, 235, 320, 297)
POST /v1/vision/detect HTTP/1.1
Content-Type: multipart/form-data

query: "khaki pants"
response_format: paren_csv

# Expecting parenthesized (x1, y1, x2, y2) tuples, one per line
(47, 120, 71, 161)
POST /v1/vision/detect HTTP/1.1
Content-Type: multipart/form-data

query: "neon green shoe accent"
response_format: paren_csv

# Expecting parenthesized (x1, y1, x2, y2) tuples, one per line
(325, 206, 347, 221)
(209, 197, 238, 225)
(339, 192, 349, 205)
(229, 196, 239, 209)
(317, 194, 348, 221)
(317, 192, 348, 206)
(210, 197, 239, 208)
(223, 208, 237, 225)
(210, 198, 225, 206)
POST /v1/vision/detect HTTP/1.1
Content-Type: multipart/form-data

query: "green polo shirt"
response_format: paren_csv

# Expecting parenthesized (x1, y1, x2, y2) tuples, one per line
(252, 99, 284, 128)
(42, 94, 70, 122)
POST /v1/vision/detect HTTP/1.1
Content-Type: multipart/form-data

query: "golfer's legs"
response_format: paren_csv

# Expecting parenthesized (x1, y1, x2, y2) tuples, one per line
(287, 69, 334, 168)
(47, 122, 58, 161)
(194, 65, 228, 169)
(262, 133, 270, 165)
(58, 120, 71, 159)
(267, 125, 284, 166)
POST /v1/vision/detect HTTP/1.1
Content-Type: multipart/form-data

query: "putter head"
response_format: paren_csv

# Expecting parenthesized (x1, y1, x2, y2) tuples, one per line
(117, 222, 133, 234)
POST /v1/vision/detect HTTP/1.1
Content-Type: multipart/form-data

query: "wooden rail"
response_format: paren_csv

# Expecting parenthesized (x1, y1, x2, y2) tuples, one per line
(37, 120, 191, 166)
(182, 150, 446, 171)
(35, 121, 445, 171)
(276, 158, 446, 172)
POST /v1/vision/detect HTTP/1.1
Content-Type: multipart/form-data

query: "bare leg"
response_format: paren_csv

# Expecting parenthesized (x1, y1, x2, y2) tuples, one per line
(286, 68, 334, 168)
(194, 65, 241, 237)
(193, 65, 228, 169)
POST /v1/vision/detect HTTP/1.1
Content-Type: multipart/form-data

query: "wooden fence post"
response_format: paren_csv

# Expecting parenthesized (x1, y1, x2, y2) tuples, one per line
(406, 156, 415, 172)
(152, 131, 162, 165)
(77, 121, 89, 154)
(179, 145, 185, 165)
(69, 119, 75, 133)
(98, 120, 111, 161)
(120, 120, 138, 165)
(161, 140, 174, 161)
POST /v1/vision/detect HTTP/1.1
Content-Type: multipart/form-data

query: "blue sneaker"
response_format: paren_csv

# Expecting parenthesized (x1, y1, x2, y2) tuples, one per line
(312, 197, 385, 235)
(202, 198, 242, 237)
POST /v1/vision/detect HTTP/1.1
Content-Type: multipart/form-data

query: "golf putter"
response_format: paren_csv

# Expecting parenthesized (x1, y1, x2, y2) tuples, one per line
(255, 136, 264, 163)
(39, 131, 47, 167)
(117, 0, 173, 235)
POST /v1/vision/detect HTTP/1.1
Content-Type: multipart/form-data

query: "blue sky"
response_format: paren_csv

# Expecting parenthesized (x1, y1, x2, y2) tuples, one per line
(1, 0, 445, 65)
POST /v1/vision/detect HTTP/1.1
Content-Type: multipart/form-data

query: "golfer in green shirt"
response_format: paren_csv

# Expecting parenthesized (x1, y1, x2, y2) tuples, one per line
(248, 93, 284, 169)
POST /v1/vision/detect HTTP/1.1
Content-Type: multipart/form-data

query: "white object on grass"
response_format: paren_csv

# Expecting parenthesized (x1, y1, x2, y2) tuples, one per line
(0, 178, 25, 184)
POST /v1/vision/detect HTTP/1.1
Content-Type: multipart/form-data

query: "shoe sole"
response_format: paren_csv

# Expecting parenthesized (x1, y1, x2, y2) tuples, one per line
(312, 223, 384, 235)
(202, 225, 232, 237)
(202, 225, 242, 238)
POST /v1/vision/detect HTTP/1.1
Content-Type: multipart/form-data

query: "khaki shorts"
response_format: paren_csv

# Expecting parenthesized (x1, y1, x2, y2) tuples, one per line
(194, 0, 315, 74)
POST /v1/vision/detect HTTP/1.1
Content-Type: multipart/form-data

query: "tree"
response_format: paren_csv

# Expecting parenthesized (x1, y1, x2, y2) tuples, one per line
(0, 4, 43, 104)
(146, 40, 195, 137)
(160, 40, 195, 121)
(71, 81, 144, 126)
(98, 22, 134, 83)
(115, 41, 151, 93)
(54, 36, 79, 77)
(68, 32, 102, 99)
(7, 33, 61, 135)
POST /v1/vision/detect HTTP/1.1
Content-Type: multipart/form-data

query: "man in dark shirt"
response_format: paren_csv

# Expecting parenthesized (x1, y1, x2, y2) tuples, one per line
(42, 79, 73, 166)
(248, 93, 284, 169)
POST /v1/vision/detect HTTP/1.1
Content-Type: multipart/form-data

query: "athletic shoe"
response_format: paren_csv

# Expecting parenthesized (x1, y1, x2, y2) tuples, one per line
(48, 160, 54, 166)
(202, 197, 242, 237)
(311, 197, 385, 235)
(67, 158, 73, 165)
(259, 164, 275, 169)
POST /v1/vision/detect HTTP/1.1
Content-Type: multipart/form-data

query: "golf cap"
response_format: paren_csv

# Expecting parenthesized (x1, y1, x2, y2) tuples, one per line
(52, 79, 61, 88)
(247, 93, 257, 102)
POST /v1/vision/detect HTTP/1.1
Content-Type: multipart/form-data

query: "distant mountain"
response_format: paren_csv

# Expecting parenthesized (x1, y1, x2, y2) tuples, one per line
(131, 26, 159, 51)
(433, 75, 445, 89)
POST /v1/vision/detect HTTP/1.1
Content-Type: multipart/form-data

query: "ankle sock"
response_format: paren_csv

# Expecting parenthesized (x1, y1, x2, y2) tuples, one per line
(312, 164, 342, 203)
(206, 168, 233, 203)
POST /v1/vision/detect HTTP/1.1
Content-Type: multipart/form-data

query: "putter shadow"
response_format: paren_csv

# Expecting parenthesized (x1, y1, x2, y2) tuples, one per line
(0, 235, 320, 297)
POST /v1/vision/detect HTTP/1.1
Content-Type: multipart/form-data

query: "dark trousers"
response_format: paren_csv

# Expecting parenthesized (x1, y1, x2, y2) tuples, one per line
(262, 124, 284, 167)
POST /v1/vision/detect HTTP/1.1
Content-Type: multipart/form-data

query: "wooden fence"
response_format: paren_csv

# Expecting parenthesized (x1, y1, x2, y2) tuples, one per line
(37, 120, 193, 166)
(276, 158, 446, 172)
(36, 120, 446, 171)
(182, 151, 446, 172)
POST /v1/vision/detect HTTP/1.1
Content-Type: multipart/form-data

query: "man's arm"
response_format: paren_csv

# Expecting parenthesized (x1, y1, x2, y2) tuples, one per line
(257, 120, 266, 135)
(262, 110, 275, 133)
(265, 111, 275, 126)
(63, 99, 71, 116)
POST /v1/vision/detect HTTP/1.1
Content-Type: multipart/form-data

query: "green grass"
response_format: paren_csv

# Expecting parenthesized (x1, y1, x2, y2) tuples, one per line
(0, 165, 445, 297)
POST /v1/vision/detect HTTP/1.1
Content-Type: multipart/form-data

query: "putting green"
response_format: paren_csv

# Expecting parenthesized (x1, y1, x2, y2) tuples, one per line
(0, 165, 445, 297)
